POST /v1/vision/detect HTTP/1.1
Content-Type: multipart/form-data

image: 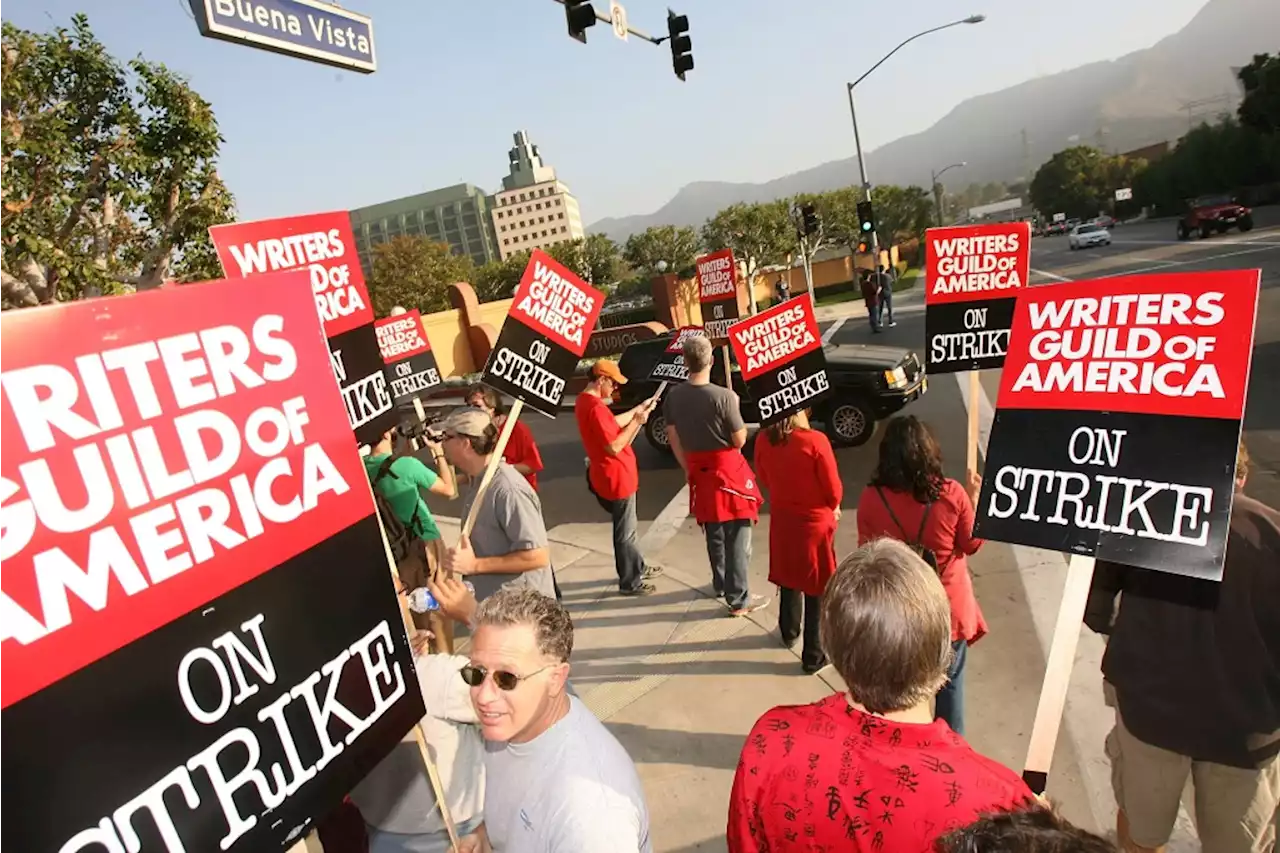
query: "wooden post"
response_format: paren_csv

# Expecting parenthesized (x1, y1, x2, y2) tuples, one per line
(721, 344, 733, 389)
(966, 370, 981, 475)
(461, 399, 524, 537)
(1021, 553, 1098, 795)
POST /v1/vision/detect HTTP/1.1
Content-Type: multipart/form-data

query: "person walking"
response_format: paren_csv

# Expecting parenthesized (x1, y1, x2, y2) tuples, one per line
(664, 334, 769, 616)
(855, 415, 985, 734)
(752, 409, 842, 673)
(775, 276, 790, 305)
(859, 268, 881, 332)
(727, 539, 1032, 852)
(438, 407, 556, 602)
(364, 425, 456, 629)
(575, 360, 662, 597)
(876, 263, 897, 328)
(1084, 441, 1279, 853)
(465, 384, 544, 492)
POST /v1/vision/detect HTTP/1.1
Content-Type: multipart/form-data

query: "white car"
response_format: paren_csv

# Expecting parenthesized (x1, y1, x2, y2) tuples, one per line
(1068, 222, 1111, 250)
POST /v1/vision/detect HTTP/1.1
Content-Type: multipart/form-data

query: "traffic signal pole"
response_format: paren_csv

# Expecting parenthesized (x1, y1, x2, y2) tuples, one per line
(845, 84, 880, 269)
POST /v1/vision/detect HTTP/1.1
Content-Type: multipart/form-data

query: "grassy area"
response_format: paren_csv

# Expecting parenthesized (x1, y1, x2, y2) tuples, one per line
(893, 267, 922, 292)
(814, 288, 857, 307)
(811, 267, 921, 306)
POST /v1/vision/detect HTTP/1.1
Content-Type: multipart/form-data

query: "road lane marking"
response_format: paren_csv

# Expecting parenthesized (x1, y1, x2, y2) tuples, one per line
(821, 317, 847, 344)
(1030, 267, 1074, 282)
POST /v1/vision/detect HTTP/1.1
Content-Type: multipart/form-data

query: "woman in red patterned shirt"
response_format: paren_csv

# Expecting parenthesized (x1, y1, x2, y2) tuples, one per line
(727, 539, 1032, 853)
(856, 415, 984, 735)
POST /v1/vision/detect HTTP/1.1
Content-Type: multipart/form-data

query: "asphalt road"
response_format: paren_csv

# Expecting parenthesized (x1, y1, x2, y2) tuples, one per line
(427, 206, 1280, 530)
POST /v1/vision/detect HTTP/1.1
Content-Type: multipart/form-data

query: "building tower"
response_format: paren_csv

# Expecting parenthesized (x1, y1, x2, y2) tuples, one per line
(489, 131, 585, 261)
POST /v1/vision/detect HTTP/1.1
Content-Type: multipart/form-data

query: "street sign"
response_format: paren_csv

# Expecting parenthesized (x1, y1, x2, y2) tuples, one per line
(188, 0, 376, 73)
(610, 0, 628, 40)
(1053, 212, 1066, 223)
(1115, 187, 1133, 201)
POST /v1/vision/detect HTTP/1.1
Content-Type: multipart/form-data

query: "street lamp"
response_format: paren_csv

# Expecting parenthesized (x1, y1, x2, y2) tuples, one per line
(930, 162, 967, 227)
(845, 15, 985, 260)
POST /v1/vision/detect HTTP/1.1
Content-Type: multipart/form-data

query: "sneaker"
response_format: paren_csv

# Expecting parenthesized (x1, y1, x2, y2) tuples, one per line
(729, 594, 771, 617)
(888, 320, 898, 328)
(619, 583, 656, 597)
(802, 656, 829, 675)
(642, 565, 663, 579)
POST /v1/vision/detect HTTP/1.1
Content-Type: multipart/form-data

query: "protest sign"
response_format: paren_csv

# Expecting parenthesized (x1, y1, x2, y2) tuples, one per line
(728, 298, 830, 427)
(975, 270, 1260, 581)
(0, 273, 423, 853)
(696, 248, 740, 341)
(649, 326, 707, 383)
(209, 211, 394, 446)
(482, 249, 604, 418)
(374, 310, 442, 406)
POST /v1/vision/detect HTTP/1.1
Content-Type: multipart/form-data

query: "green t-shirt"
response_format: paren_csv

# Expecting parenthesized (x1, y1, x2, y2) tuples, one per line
(364, 453, 442, 542)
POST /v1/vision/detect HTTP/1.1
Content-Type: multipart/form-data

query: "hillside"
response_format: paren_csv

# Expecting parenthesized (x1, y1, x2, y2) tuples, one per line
(587, 0, 1277, 242)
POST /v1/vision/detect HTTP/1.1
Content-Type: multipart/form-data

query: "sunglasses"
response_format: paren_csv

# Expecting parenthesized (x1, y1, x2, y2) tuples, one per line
(459, 664, 552, 691)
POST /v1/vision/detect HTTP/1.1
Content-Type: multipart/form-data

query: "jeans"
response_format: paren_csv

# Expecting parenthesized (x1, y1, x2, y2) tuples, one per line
(704, 520, 752, 610)
(866, 299, 881, 331)
(878, 284, 894, 325)
(935, 638, 967, 735)
(611, 492, 647, 592)
(779, 587, 824, 667)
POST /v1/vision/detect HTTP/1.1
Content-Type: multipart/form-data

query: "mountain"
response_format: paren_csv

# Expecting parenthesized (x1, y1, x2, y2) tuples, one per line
(587, 0, 1278, 242)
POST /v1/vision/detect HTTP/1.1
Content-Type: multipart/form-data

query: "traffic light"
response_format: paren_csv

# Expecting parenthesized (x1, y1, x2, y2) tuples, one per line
(857, 240, 869, 254)
(856, 200, 875, 234)
(667, 9, 693, 81)
(800, 203, 819, 237)
(565, 0, 596, 43)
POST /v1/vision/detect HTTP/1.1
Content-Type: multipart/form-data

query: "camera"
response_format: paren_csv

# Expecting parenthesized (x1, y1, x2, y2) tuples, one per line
(396, 411, 444, 444)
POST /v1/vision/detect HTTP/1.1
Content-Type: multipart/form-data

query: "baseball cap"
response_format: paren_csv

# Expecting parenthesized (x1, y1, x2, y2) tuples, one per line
(441, 406, 493, 438)
(592, 360, 628, 385)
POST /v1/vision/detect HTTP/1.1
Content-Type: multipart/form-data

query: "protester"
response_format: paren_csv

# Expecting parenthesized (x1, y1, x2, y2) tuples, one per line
(856, 415, 985, 734)
(934, 804, 1117, 852)
(775, 276, 790, 304)
(439, 407, 556, 602)
(466, 384, 544, 492)
(365, 425, 456, 628)
(664, 333, 769, 616)
(1083, 440, 1279, 853)
(860, 268, 881, 332)
(348, 576, 488, 853)
(752, 409, 841, 672)
(463, 588, 652, 851)
(876, 263, 897, 328)
(727, 539, 1033, 851)
(576, 359, 662, 597)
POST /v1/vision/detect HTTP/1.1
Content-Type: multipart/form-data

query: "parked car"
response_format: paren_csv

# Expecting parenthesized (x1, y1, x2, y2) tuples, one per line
(1093, 214, 1117, 228)
(1177, 195, 1254, 240)
(614, 332, 928, 451)
(1068, 222, 1112, 250)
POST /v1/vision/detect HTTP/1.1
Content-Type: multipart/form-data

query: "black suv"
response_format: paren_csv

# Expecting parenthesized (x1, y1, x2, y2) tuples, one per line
(614, 333, 928, 452)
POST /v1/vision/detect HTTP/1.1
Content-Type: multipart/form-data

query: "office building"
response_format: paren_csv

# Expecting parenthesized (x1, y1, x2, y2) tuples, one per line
(350, 183, 499, 274)
(490, 131, 585, 261)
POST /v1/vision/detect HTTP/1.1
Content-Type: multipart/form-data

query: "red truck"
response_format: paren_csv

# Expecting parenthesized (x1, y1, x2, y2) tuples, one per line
(1177, 194, 1254, 240)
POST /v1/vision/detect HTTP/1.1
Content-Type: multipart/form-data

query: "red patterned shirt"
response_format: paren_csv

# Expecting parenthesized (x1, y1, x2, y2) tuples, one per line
(727, 694, 1032, 852)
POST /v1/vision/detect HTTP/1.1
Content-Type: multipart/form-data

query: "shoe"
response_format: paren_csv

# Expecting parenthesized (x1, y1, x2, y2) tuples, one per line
(619, 583, 656, 597)
(888, 320, 897, 328)
(729, 594, 771, 617)
(802, 657, 828, 675)
(781, 635, 799, 650)
(643, 565, 663, 579)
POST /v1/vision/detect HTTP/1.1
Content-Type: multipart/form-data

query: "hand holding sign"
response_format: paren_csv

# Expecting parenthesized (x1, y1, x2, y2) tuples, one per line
(445, 534, 479, 576)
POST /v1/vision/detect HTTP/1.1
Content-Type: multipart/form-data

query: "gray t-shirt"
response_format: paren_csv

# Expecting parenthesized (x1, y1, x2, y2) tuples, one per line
(663, 381, 745, 452)
(461, 462, 555, 601)
(483, 697, 652, 853)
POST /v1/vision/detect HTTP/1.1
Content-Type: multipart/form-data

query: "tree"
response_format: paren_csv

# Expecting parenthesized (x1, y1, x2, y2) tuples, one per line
(473, 250, 531, 302)
(1237, 53, 1280, 134)
(2, 15, 235, 309)
(1133, 117, 1280, 214)
(1028, 146, 1141, 219)
(545, 233, 623, 287)
(622, 224, 698, 278)
(790, 190, 840, 270)
(700, 200, 791, 311)
(365, 236, 473, 316)
(869, 185, 934, 245)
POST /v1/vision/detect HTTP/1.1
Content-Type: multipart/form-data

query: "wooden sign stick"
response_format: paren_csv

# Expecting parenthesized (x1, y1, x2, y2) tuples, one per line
(966, 370, 981, 475)
(722, 344, 733, 389)
(648, 381, 669, 406)
(461, 399, 524, 537)
(1021, 552, 1098, 795)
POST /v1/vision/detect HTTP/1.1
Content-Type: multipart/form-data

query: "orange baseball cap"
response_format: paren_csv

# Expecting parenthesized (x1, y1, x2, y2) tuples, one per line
(592, 359, 628, 385)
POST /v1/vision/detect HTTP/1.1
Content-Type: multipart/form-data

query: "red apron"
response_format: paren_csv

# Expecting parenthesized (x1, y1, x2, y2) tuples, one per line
(767, 508, 837, 598)
(685, 447, 762, 525)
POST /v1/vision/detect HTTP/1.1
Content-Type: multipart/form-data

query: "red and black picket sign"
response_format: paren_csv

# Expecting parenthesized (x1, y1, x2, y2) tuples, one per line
(649, 326, 707, 382)
(924, 221, 1030, 374)
(696, 248, 740, 341)
(374, 311, 443, 406)
(209, 211, 396, 446)
(728, 298, 831, 427)
(482, 250, 605, 417)
(973, 270, 1261, 580)
(0, 274, 423, 852)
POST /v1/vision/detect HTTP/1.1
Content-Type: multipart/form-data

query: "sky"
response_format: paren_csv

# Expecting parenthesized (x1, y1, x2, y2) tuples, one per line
(3, 0, 1210, 226)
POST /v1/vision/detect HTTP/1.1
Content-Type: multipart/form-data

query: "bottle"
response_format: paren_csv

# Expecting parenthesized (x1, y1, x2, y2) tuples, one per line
(406, 583, 475, 614)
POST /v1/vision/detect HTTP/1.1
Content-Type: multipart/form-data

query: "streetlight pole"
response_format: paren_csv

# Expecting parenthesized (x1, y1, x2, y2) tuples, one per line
(930, 162, 967, 227)
(846, 15, 985, 265)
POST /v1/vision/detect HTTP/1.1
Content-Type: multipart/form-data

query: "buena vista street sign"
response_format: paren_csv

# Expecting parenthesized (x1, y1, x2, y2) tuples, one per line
(189, 0, 376, 74)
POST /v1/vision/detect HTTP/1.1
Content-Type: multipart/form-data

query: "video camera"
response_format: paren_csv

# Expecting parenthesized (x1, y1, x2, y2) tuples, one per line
(396, 410, 445, 444)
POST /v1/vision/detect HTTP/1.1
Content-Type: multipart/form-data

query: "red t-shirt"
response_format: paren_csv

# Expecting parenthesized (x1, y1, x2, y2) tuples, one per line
(575, 393, 639, 501)
(501, 418, 543, 491)
(728, 694, 1032, 852)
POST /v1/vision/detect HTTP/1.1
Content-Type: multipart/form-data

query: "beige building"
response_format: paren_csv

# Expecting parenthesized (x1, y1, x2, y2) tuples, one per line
(490, 131, 585, 260)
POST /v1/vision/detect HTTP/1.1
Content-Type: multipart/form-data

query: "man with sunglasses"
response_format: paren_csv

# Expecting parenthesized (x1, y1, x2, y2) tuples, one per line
(438, 408, 556, 603)
(462, 587, 651, 852)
